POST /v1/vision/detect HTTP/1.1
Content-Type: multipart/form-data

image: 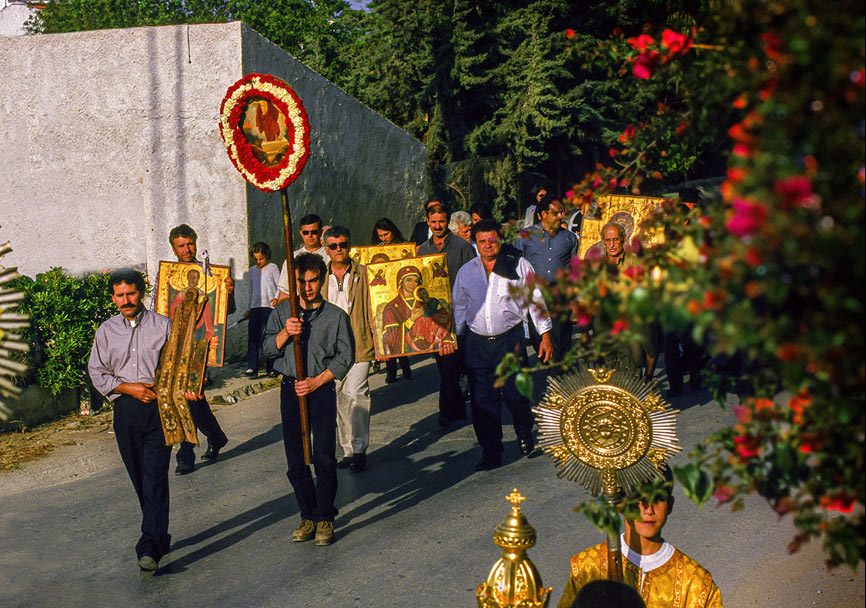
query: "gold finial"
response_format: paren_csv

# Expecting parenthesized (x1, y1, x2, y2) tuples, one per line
(476, 490, 551, 608)
(505, 489, 525, 510)
(587, 367, 615, 383)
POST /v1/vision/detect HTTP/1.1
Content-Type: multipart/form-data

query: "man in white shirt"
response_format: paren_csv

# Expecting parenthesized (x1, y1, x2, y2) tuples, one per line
(277, 213, 329, 301)
(452, 219, 553, 470)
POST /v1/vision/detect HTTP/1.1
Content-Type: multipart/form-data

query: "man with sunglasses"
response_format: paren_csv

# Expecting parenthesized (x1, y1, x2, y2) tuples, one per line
(278, 214, 328, 302)
(321, 226, 376, 473)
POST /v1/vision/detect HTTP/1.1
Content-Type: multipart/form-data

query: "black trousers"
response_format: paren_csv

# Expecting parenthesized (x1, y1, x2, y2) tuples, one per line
(280, 378, 338, 522)
(247, 307, 275, 373)
(385, 356, 412, 380)
(113, 395, 172, 561)
(529, 312, 574, 362)
(435, 350, 466, 422)
(176, 397, 228, 465)
(465, 325, 534, 462)
(664, 328, 704, 393)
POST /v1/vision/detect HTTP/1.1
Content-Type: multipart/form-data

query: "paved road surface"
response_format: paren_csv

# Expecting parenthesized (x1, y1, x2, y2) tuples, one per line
(1, 357, 863, 607)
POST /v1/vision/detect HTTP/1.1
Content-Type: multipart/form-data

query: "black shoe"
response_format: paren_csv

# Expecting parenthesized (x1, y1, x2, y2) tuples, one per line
(175, 462, 195, 475)
(202, 438, 227, 461)
(385, 374, 398, 384)
(402, 368, 412, 379)
(138, 555, 158, 574)
(349, 453, 367, 473)
(519, 438, 535, 456)
(437, 414, 452, 428)
(475, 458, 501, 471)
(337, 457, 353, 469)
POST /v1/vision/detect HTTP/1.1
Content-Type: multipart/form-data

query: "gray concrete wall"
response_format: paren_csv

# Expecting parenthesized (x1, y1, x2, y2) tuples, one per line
(0, 22, 426, 359)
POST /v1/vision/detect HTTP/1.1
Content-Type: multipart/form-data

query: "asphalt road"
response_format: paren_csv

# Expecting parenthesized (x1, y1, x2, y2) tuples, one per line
(0, 357, 863, 607)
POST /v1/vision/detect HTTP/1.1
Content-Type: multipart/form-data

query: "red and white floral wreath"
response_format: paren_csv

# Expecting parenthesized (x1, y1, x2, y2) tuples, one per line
(219, 73, 311, 192)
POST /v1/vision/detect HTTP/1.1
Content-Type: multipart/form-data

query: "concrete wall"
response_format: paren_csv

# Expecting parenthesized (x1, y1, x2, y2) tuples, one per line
(0, 22, 426, 357)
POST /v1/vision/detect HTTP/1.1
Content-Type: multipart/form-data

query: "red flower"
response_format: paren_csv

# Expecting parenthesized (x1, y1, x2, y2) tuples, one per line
(627, 34, 655, 50)
(732, 93, 749, 109)
(744, 247, 762, 268)
(726, 199, 768, 237)
(733, 434, 760, 460)
(619, 124, 637, 142)
(660, 29, 692, 55)
(754, 398, 774, 412)
(773, 175, 815, 210)
(798, 433, 821, 454)
(609, 148, 619, 157)
(565, 28, 575, 39)
(611, 319, 629, 335)
(776, 342, 802, 361)
(686, 299, 702, 316)
(760, 31, 783, 60)
(732, 143, 752, 159)
(633, 51, 661, 79)
(820, 492, 857, 514)
(787, 390, 811, 424)
(622, 265, 644, 280)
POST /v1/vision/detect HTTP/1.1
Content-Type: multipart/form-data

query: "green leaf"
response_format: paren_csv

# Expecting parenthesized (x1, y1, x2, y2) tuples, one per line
(674, 463, 712, 506)
(514, 372, 534, 400)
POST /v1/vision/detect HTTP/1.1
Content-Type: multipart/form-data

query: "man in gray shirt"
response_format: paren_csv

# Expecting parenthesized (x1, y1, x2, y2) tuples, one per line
(417, 202, 476, 427)
(263, 253, 354, 546)
(88, 269, 174, 574)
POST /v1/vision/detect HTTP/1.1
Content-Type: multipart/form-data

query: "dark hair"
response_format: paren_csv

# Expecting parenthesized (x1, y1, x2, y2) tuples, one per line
(535, 193, 559, 216)
(169, 224, 196, 244)
(299, 214, 322, 228)
(472, 218, 502, 242)
(250, 242, 272, 259)
(469, 203, 493, 221)
(108, 269, 145, 295)
(370, 217, 406, 245)
(323, 225, 351, 243)
(295, 252, 327, 281)
(424, 199, 443, 211)
(572, 580, 646, 608)
(425, 202, 449, 219)
(531, 183, 550, 197)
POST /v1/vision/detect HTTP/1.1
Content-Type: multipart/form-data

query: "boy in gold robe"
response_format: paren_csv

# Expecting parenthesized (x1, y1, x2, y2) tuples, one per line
(557, 470, 722, 608)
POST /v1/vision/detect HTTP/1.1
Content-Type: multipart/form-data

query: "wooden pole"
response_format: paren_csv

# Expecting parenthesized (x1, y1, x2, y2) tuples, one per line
(280, 188, 312, 465)
(605, 489, 624, 583)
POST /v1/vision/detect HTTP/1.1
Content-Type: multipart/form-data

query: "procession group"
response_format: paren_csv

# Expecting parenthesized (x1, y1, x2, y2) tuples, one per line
(87, 190, 722, 606)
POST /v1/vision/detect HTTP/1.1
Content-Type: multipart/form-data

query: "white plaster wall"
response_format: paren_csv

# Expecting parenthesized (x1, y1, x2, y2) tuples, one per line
(0, 3, 34, 37)
(0, 22, 427, 359)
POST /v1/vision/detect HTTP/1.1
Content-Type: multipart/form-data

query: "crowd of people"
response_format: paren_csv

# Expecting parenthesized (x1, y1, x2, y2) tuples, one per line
(86, 193, 721, 606)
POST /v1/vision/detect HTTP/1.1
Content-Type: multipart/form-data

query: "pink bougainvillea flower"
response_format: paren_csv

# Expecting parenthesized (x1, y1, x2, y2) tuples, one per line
(732, 143, 752, 158)
(820, 492, 857, 514)
(713, 485, 736, 503)
(732, 404, 752, 423)
(628, 236, 643, 255)
(660, 29, 693, 55)
(622, 265, 644, 281)
(773, 175, 817, 209)
(611, 319, 629, 335)
(633, 51, 661, 79)
(627, 34, 655, 50)
(726, 198, 768, 237)
(569, 256, 584, 281)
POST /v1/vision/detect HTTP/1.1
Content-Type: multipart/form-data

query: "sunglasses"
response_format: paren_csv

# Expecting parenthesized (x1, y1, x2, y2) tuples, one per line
(301, 229, 319, 235)
(327, 242, 349, 250)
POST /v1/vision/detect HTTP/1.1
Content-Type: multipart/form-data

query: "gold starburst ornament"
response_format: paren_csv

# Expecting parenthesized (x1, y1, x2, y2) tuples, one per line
(533, 367, 681, 498)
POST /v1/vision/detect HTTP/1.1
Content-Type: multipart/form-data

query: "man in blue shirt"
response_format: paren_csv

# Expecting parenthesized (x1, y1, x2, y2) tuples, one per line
(514, 194, 579, 361)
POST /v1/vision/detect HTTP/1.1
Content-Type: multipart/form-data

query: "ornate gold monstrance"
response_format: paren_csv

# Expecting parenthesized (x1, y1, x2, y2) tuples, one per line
(532, 366, 681, 582)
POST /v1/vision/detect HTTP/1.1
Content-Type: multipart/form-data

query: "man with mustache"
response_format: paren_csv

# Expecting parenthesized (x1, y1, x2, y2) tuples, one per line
(89, 269, 195, 574)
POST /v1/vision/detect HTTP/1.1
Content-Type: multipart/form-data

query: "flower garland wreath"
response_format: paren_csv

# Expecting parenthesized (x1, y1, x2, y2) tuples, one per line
(219, 73, 311, 192)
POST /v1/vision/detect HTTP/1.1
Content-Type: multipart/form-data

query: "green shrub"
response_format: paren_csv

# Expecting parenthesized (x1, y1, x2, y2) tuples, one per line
(9, 269, 117, 395)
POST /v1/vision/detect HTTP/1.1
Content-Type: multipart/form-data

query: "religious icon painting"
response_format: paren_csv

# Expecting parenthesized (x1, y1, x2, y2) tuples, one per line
(367, 254, 457, 360)
(154, 261, 231, 367)
(349, 244, 418, 266)
(579, 194, 668, 259)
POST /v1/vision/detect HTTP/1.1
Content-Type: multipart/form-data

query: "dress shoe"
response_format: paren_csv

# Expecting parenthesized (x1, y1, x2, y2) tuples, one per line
(402, 368, 412, 380)
(519, 438, 535, 456)
(350, 452, 367, 473)
(244, 368, 257, 377)
(292, 519, 315, 542)
(475, 458, 501, 471)
(202, 438, 227, 461)
(337, 457, 353, 469)
(175, 462, 194, 475)
(138, 555, 158, 574)
(315, 521, 334, 546)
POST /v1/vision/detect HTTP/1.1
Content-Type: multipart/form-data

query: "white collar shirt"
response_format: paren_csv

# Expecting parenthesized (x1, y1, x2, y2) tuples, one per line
(452, 256, 552, 337)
